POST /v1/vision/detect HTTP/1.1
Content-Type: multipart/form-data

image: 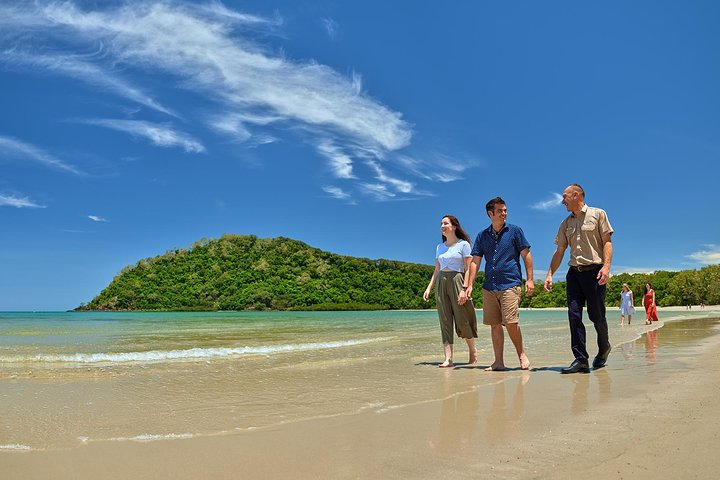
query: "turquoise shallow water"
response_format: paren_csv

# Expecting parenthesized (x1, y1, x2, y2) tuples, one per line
(0, 309, 615, 364)
(0, 309, 699, 366)
(0, 308, 716, 451)
(0, 311, 404, 363)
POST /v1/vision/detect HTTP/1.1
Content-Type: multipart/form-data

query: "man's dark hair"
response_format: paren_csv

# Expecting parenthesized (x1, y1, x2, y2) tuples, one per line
(486, 196, 506, 214)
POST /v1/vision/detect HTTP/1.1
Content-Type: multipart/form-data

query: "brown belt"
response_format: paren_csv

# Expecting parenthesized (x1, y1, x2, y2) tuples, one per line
(570, 264, 602, 272)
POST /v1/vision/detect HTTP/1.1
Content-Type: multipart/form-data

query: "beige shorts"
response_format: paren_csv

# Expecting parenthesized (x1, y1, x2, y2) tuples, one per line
(482, 286, 521, 325)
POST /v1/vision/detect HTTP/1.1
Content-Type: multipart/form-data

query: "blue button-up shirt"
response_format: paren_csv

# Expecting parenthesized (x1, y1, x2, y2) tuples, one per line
(471, 223, 530, 291)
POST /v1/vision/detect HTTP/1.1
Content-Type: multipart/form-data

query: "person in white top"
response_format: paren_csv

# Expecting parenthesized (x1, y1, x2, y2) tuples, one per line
(423, 215, 478, 367)
(619, 283, 635, 325)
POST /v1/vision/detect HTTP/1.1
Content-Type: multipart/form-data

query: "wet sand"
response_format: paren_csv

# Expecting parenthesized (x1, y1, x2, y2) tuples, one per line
(3, 308, 720, 479)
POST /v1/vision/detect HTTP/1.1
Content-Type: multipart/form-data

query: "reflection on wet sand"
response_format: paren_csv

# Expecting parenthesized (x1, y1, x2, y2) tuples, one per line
(644, 328, 659, 364)
(436, 371, 531, 448)
(437, 381, 480, 449)
(568, 370, 612, 414)
(619, 341, 634, 367)
(483, 373, 530, 442)
(431, 317, 720, 446)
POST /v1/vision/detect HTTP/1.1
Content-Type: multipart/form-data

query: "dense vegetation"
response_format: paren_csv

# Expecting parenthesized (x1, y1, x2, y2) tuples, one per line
(523, 265, 720, 309)
(77, 234, 719, 311)
(78, 235, 439, 311)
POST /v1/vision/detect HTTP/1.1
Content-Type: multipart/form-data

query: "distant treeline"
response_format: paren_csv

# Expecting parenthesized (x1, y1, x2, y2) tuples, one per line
(76, 234, 719, 311)
(523, 266, 720, 308)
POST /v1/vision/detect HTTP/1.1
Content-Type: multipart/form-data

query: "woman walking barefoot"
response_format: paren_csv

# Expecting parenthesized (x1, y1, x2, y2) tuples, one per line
(423, 215, 478, 367)
(619, 283, 635, 325)
(643, 282, 659, 324)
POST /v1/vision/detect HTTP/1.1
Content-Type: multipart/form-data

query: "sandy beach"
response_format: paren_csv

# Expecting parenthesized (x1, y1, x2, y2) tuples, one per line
(2, 307, 720, 479)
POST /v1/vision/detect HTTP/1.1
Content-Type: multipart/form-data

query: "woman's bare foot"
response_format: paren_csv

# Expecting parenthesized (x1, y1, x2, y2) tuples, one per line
(469, 349, 478, 365)
(484, 362, 505, 371)
(438, 360, 454, 368)
(519, 353, 530, 370)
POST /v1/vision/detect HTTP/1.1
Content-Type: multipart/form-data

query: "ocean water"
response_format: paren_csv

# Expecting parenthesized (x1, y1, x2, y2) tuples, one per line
(0, 309, 716, 451)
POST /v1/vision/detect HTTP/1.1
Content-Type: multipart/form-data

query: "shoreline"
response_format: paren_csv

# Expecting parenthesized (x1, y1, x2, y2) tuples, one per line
(2, 310, 720, 479)
(15, 304, 720, 314)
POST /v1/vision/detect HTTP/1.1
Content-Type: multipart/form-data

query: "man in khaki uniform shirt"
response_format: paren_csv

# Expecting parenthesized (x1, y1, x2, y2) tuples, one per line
(544, 184, 613, 374)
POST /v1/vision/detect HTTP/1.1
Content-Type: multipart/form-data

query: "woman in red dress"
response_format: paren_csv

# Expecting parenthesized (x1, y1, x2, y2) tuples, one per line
(643, 282, 659, 324)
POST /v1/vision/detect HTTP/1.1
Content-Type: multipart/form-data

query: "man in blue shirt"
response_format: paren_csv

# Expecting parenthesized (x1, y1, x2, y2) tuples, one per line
(467, 197, 534, 371)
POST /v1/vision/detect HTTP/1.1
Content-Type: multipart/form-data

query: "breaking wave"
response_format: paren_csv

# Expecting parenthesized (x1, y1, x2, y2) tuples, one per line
(0, 337, 393, 365)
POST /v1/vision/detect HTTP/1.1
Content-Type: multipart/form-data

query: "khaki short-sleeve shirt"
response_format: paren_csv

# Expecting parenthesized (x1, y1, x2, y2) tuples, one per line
(555, 204, 613, 267)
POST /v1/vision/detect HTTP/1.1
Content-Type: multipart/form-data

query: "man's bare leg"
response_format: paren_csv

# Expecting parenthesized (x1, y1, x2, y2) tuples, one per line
(506, 323, 530, 370)
(484, 324, 506, 371)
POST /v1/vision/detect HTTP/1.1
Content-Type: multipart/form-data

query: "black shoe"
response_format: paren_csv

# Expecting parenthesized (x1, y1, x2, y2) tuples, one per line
(561, 359, 590, 374)
(593, 346, 612, 369)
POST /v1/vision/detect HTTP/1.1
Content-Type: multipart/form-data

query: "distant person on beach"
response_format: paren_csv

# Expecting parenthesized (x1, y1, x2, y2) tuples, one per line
(643, 283, 659, 324)
(544, 184, 613, 374)
(619, 283, 635, 325)
(423, 215, 478, 367)
(466, 197, 534, 371)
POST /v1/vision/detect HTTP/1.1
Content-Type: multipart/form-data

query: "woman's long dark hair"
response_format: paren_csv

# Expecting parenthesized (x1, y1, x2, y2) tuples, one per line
(441, 215, 471, 243)
(644, 282, 653, 294)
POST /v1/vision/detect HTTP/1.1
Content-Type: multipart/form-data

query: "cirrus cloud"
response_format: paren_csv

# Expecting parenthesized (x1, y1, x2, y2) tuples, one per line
(82, 119, 205, 153)
(0, 193, 45, 208)
(0, 135, 84, 175)
(531, 192, 563, 210)
(0, 1, 475, 201)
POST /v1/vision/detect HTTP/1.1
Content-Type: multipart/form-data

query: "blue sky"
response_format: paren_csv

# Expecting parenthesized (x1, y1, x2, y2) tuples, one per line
(1, 1, 719, 311)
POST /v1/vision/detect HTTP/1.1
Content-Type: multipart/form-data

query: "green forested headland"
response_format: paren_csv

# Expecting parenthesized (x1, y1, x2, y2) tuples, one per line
(76, 234, 720, 311)
(78, 235, 437, 311)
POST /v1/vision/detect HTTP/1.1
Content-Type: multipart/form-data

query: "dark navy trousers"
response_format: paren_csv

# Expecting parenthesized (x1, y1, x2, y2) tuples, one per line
(565, 266, 610, 362)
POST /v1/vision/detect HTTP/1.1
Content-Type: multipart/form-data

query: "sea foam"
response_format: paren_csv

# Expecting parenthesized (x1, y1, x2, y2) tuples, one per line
(0, 337, 393, 365)
(0, 444, 31, 450)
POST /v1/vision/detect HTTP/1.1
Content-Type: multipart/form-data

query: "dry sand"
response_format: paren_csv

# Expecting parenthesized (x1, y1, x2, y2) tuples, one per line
(3, 310, 720, 479)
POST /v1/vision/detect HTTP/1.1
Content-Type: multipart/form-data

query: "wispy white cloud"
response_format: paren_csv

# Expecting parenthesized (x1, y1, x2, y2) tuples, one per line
(0, 193, 45, 208)
(83, 119, 205, 153)
(0, 135, 84, 175)
(322, 186, 352, 201)
(360, 183, 395, 201)
(208, 112, 282, 142)
(531, 192, 563, 210)
(317, 141, 355, 179)
(687, 245, 720, 265)
(321, 17, 339, 40)
(208, 115, 252, 142)
(88, 215, 107, 222)
(195, 2, 282, 26)
(366, 160, 413, 194)
(395, 153, 476, 183)
(13, 1, 411, 149)
(0, 50, 175, 116)
(0, 1, 473, 200)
